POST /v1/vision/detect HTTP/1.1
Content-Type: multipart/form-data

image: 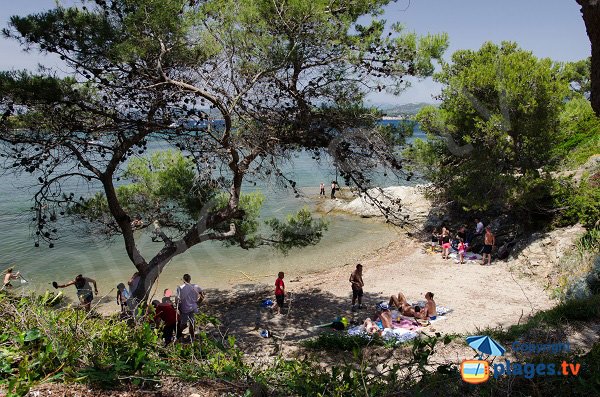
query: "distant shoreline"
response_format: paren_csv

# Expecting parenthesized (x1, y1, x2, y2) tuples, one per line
(380, 116, 409, 121)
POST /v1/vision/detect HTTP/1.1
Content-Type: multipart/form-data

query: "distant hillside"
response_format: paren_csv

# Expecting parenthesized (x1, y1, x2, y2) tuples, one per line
(379, 102, 436, 117)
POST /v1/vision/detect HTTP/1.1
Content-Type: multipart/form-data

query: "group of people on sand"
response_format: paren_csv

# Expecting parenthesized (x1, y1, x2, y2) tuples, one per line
(362, 292, 437, 335)
(389, 291, 436, 320)
(51, 272, 204, 345)
(430, 218, 496, 265)
(347, 263, 438, 335)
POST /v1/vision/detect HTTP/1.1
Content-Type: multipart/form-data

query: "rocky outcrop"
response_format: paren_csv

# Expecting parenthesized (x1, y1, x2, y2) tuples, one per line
(317, 185, 431, 228)
(511, 225, 587, 264)
(509, 224, 590, 293)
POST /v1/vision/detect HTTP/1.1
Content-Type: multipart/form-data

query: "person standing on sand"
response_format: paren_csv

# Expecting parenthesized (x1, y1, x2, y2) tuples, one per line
(481, 227, 496, 266)
(128, 271, 140, 294)
(440, 227, 451, 260)
(54, 274, 98, 312)
(350, 264, 364, 310)
(430, 228, 439, 253)
(273, 272, 286, 314)
(319, 182, 325, 197)
(331, 181, 338, 199)
(176, 273, 202, 341)
(116, 283, 130, 312)
(126, 271, 142, 312)
(457, 238, 466, 264)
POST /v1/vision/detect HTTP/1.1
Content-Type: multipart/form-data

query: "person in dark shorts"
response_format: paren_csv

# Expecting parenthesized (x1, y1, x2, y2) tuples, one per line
(350, 264, 364, 310)
(273, 272, 285, 314)
(331, 181, 339, 199)
(55, 274, 98, 312)
(481, 227, 496, 266)
(430, 228, 439, 253)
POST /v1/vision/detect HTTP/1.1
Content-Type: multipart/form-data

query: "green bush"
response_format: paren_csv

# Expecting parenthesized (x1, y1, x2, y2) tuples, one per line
(0, 293, 248, 396)
(302, 331, 378, 351)
(556, 96, 600, 167)
(552, 175, 600, 228)
(3, 291, 600, 397)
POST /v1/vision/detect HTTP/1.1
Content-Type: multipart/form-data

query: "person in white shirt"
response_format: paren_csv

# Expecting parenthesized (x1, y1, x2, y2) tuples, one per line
(176, 273, 203, 340)
(467, 218, 485, 245)
(475, 219, 484, 235)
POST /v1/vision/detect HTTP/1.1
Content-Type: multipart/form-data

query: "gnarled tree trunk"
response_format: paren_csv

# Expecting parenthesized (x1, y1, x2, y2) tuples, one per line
(578, 0, 600, 116)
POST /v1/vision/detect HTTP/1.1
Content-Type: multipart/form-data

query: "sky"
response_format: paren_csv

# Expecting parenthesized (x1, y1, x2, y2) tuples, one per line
(0, 0, 591, 105)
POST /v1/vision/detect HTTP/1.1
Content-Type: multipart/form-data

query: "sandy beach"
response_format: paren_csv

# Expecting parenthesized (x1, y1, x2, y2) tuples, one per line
(182, 234, 557, 357)
(73, 185, 562, 359)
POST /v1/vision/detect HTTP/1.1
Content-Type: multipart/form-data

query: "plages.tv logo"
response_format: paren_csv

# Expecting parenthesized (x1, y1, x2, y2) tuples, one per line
(460, 335, 503, 384)
(460, 335, 580, 384)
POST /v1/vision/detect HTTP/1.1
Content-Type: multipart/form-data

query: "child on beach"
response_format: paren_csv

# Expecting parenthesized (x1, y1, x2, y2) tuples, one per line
(457, 238, 466, 264)
(430, 228, 439, 253)
(116, 283, 130, 312)
(273, 272, 285, 315)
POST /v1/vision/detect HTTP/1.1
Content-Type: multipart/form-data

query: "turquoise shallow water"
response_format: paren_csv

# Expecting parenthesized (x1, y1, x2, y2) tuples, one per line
(0, 123, 424, 300)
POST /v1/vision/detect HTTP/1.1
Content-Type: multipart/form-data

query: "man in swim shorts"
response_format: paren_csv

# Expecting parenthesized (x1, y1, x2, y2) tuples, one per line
(55, 274, 98, 312)
(350, 264, 364, 310)
(481, 227, 495, 266)
(421, 292, 437, 320)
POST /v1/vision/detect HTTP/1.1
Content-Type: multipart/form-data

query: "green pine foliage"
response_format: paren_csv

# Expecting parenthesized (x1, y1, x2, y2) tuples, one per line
(408, 42, 570, 213)
(556, 96, 600, 167)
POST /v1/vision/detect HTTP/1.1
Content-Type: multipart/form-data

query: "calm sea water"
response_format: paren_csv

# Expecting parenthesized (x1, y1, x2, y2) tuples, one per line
(0, 122, 425, 300)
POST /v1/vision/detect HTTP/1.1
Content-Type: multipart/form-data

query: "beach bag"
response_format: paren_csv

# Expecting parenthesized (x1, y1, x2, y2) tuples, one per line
(331, 316, 349, 330)
(261, 299, 274, 307)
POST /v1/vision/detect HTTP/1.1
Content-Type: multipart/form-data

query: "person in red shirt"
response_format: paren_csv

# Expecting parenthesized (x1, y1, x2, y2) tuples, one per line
(273, 272, 285, 315)
(152, 298, 178, 345)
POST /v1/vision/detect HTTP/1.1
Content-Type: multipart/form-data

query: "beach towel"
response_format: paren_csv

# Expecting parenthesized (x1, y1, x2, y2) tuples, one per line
(392, 318, 421, 330)
(435, 306, 453, 316)
(464, 253, 483, 261)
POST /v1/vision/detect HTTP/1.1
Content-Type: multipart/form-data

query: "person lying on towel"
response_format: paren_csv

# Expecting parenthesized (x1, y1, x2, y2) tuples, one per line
(363, 302, 393, 334)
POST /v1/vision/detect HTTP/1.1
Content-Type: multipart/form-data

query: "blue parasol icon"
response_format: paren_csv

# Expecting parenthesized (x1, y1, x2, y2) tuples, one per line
(466, 335, 506, 357)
